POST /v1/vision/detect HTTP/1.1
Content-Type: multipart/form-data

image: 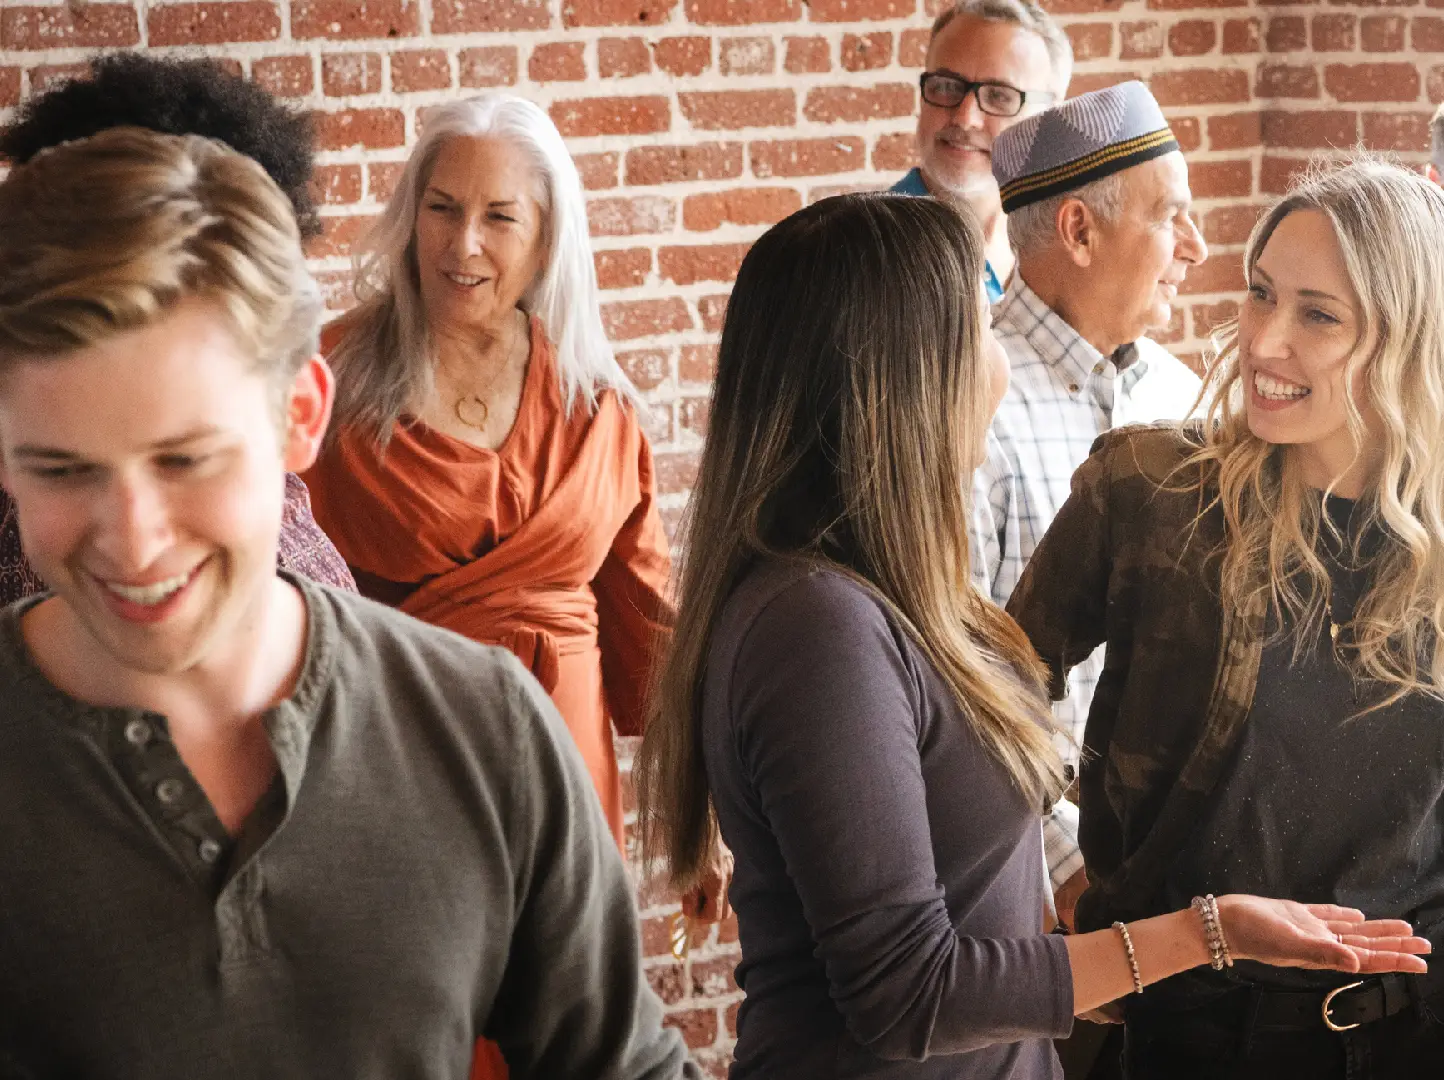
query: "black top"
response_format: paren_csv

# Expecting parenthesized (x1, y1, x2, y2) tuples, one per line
(0, 577, 695, 1080)
(1160, 495, 1444, 1002)
(702, 558, 1073, 1079)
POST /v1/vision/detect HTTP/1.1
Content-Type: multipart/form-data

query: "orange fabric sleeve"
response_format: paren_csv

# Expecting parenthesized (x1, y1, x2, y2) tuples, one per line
(592, 430, 674, 739)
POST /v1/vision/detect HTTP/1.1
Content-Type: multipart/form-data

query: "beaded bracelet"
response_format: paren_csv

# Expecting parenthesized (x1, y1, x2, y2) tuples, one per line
(1112, 921, 1143, 995)
(1191, 894, 1234, 971)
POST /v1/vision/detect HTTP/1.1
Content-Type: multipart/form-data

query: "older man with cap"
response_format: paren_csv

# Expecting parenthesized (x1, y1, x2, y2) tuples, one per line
(892, 0, 1072, 301)
(973, 80, 1208, 936)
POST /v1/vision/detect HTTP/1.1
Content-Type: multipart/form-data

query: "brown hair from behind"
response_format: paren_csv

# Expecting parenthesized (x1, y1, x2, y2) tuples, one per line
(0, 126, 320, 385)
(634, 193, 1067, 890)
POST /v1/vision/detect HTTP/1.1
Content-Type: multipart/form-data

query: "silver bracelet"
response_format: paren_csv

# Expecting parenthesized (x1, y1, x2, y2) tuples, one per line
(1191, 894, 1233, 970)
(1112, 921, 1143, 995)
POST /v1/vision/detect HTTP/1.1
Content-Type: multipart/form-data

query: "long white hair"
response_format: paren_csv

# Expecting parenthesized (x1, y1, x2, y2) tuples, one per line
(329, 93, 638, 443)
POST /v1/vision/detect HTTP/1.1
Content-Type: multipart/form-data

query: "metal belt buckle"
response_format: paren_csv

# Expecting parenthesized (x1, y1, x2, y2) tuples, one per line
(1322, 980, 1366, 1032)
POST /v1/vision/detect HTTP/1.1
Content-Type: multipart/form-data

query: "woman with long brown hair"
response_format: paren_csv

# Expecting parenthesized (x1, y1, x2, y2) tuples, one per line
(634, 192, 1428, 1079)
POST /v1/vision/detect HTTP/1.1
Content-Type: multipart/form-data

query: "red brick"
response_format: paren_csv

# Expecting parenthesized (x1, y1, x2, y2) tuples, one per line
(27, 64, 88, 93)
(602, 298, 694, 340)
(1, 4, 139, 50)
(1047, 0, 1130, 11)
(600, 37, 653, 77)
(726, 998, 741, 1037)
(313, 164, 363, 205)
(1168, 20, 1217, 55)
(750, 137, 866, 177)
(0, 67, 19, 109)
(683, 186, 802, 230)
(617, 348, 671, 390)
(1070, 71, 1142, 96)
(645, 960, 687, 1004)
(664, 1007, 719, 1050)
(1179, 252, 1244, 296)
(551, 96, 670, 136)
(312, 108, 405, 150)
(1151, 68, 1249, 107)
(698, 294, 730, 332)
(1260, 154, 1310, 195)
(432, 0, 549, 33)
(655, 36, 712, 76)
(1146, 0, 1249, 9)
(625, 143, 744, 184)
(809, 0, 914, 19)
(1169, 116, 1202, 152)
(679, 344, 718, 383)
(1189, 159, 1254, 198)
(803, 83, 914, 123)
(1208, 112, 1262, 149)
(1324, 63, 1421, 103)
(685, 0, 799, 22)
(368, 162, 407, 203)
(459, 47, 519, 87)
(315, 269, 356, 310)
(680, 90, 795, 130)
(1257, 63, 1320, 98)
(148, 2, 280, 45)
(679, 396, 710, 436)
(307, 213, 380, 259)
(872, 131, 915, 171)
(294, 0, 417, 39)
(253, 55, 314, 97)
(1260, 109, 1357, 148)
(1362, 15, 1406, 51)
(391, 49, 451, 91)
(1312, 14, 1357, 51)
(1203, 204, 1264, 245)
(595, 248, 653, 289)
(1265, 16, 1306, 51)
(530, 42, 587, 82)
(1416, 17, 1444, 51)
(1429, 65, 1444, 105)
(785, 36, 832, 73)
(841, 31, 893, 71)
(322, 53, 383, 96)
(659, 243, 750, 284)
(720, 37, 777, 75)
(1222, 17, 1262, 52)
(656, 450, 702, 494)
(1064, 23, 1113, 61)
(1363, 111, 1432, 151)
(899, 27, 930, 66)
(562, 0, 677, 26)
(574, 151, 620, 190)
(1120, 21, 1164, 60)
(1193, 299, 1240, 335)
(1153, 306, 1187, 346)
(588, 195, 678, 236)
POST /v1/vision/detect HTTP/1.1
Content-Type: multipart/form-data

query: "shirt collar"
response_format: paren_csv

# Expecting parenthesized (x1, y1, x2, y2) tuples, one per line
(995, 276, 1151, 392)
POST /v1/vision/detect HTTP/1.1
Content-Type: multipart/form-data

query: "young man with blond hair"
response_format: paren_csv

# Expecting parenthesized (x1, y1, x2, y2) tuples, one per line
(0, 127, 694, 1080)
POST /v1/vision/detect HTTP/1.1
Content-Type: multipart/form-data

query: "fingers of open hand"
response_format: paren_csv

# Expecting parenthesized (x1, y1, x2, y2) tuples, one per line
(1347, 947, 1431, 975)
(1329, 919, 1419, 941)
(1302, 903, 1367, 925)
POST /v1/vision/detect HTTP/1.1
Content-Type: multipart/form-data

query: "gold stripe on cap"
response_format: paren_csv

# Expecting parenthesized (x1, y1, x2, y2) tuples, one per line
(1000, 128, 1177, 203)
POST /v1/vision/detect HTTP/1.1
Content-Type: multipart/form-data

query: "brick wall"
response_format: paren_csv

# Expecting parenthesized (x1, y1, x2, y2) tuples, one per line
(0, 0, 1438, 1071)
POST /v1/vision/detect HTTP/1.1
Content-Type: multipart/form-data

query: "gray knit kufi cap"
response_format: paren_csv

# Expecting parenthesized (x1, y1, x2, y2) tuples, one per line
(991, 80, 1179, 215)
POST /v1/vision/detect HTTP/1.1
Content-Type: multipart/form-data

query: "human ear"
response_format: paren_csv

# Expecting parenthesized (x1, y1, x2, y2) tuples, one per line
(1057, 199, 1094, 269)
(281, 355, 335, 473)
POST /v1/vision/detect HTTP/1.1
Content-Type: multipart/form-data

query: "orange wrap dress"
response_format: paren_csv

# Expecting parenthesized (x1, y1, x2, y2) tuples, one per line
(303, 317, 674, 1080)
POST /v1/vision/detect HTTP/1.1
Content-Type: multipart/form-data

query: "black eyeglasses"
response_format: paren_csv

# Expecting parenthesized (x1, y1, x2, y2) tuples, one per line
(918, 71, 1055, 118)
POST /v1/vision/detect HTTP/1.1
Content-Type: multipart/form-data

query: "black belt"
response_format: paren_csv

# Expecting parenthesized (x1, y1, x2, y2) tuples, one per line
(1250, 974, 1415, 1033)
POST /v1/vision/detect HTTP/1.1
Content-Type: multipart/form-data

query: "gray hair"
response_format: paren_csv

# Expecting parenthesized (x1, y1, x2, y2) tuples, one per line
(1004, 171, 1126, 255)
(931, 0, 1073, 98)
(330, 93, 638, 445)
(1431, 101, 1444, 174)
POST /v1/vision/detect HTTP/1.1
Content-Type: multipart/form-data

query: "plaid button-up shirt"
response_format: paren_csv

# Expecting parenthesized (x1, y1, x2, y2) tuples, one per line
(974, 276, 1204, 888)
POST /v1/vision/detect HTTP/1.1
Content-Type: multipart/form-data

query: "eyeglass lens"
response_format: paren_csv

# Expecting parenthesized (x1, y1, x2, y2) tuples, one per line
(922, 75, 1024, 117)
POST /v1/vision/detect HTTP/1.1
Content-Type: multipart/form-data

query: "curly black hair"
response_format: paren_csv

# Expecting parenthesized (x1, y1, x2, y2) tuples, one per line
(0, 52, 322, 239)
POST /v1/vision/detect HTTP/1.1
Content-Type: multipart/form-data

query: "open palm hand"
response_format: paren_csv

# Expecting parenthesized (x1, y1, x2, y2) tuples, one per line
(1220, 895, 1431, 975)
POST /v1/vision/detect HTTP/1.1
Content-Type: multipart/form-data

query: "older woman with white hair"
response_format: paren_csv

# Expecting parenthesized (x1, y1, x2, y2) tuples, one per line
(305, 92, 668, 853)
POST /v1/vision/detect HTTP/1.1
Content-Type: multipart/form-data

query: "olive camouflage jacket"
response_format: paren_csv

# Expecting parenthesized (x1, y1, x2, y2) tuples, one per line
(1006, 422, 1268, 934)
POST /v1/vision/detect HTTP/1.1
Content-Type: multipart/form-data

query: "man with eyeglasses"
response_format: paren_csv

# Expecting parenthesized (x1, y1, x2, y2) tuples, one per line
(892, 0, 1072, 301)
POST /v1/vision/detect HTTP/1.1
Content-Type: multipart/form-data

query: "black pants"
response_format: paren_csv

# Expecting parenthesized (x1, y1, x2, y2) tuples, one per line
(1122, 987, 1444, 1080)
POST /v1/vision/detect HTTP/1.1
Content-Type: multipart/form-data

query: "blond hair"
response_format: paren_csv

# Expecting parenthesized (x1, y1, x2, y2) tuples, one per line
(635, 194, 1066, 888)
(0, 126, 320, 380)
(1190, 155, 1444, 709)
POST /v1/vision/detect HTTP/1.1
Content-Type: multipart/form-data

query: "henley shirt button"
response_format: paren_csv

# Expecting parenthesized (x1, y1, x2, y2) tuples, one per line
(124, 719, 152, 747)
(198, 839, 222, 865)
(1067, 383, 1080, 394)
(155, 778, 185, 805)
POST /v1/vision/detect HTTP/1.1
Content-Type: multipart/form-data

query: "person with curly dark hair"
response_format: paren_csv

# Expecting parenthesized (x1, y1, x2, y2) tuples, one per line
(0, 52, 352, 602)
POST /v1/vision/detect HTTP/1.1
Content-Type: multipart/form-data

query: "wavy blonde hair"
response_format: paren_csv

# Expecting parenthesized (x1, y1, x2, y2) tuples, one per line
(635, 194, 1066, 888)
(1189, 155, 1444, 708)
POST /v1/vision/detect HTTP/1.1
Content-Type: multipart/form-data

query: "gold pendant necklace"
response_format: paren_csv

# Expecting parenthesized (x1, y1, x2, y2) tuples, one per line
(454, 394, 490, 431)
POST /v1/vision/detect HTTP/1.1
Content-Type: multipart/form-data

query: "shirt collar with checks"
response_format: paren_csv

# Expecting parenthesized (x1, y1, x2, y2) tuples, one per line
(994, 275, 1150, 402)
